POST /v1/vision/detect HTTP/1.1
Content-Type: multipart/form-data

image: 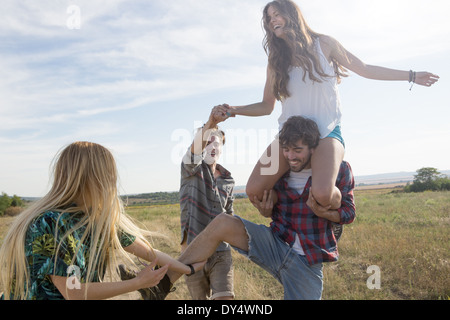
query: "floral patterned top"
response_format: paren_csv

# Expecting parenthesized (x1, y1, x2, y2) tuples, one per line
(3, 210, 135, 300)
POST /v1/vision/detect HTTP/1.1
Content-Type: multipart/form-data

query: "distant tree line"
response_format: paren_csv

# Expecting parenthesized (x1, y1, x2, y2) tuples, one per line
(123, 192, 180, 206)
(0, 192, 25, 216)
(404, 167, 450, 193)
(123, 190, 248, 207)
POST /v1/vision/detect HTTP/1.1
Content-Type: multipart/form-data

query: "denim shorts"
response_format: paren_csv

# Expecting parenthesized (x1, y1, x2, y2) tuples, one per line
(232, 216, 323, 300)
(327, 123, 345, 148)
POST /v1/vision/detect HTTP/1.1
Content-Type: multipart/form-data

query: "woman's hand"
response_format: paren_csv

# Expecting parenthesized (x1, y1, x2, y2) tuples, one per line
(414, 72, 439, 87)
(134, 259, 169, 289)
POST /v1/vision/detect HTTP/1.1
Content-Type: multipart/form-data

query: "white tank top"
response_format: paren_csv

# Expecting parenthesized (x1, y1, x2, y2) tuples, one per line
(278, 38, 342, 138)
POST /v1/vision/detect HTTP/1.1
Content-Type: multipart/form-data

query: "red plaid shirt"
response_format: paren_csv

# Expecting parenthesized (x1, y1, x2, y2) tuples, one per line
(271, 161, 356, 265)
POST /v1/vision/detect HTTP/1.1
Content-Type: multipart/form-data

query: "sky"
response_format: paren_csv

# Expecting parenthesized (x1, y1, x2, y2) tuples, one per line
(1, 0, 449, 197)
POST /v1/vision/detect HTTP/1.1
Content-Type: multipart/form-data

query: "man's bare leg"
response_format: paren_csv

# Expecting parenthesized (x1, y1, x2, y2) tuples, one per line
(169, 213, 249, 283)
(311, 137, 344, 209)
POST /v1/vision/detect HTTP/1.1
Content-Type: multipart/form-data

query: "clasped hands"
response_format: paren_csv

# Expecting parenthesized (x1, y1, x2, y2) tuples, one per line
(209, 104, 233, 126)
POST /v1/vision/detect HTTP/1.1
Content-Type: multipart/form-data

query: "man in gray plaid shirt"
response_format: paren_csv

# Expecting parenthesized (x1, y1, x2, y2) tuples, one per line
(179, 106, 235, 300)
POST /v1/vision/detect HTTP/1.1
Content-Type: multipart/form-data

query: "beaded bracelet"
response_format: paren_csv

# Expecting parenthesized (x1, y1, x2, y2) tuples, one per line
(409, 70, 416, 91)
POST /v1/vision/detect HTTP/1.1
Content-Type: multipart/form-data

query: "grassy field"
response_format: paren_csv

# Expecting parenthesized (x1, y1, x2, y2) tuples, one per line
(1, 188, 449, 300)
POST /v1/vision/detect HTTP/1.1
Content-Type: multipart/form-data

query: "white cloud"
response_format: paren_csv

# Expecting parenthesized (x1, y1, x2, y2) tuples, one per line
(0, 0, 267, 131)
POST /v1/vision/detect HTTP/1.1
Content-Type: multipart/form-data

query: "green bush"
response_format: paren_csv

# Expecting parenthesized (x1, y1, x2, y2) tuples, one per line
(404, 168, 450, 192)
(0, 192, 24, 216)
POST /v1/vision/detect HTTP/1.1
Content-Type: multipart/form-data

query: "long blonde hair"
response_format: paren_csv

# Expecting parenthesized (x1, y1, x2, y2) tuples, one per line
(262, 0, 348, 100)
(0, 141, 153, 299)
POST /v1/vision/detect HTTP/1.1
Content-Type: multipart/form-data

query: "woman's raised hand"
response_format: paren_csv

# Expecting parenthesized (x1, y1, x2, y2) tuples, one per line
(211, 104, 232, 124)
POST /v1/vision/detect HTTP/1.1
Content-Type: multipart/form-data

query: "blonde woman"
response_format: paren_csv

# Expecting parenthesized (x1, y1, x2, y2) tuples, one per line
(219, 0, 439, 209)
(0, 141, 202, 300)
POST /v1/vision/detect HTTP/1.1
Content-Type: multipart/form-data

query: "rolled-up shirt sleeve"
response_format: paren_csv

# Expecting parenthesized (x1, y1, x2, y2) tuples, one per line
(337, 162, 356, 225)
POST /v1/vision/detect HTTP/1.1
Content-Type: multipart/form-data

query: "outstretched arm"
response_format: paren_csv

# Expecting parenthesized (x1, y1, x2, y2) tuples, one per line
(222, 66, 277, 117)
(323, 35, 439, 87)
(50, 259, 168, 300)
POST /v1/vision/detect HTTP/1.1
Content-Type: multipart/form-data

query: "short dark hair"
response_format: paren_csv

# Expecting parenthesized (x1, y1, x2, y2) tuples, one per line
(278, 116, 320, 149)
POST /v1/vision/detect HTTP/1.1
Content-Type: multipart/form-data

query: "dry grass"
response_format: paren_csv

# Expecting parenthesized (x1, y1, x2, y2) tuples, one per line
(119, 189, 449, 300)
(327, 189, 450, 300)
(122, 202, 283, 300)
(1, 188, 449, 300)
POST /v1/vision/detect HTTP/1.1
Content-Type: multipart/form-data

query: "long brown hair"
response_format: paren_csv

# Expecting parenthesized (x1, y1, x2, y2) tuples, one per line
(262, 0, 348, 100)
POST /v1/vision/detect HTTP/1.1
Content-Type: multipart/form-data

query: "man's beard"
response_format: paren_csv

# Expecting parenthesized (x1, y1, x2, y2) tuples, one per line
(289, 155, 312, 173)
